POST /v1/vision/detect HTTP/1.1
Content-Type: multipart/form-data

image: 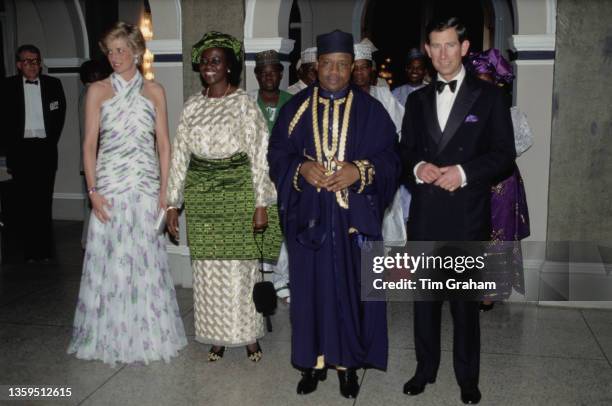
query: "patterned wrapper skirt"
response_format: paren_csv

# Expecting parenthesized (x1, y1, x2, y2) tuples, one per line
(485, 165, 530, 299)
(184, 153, 281, 345)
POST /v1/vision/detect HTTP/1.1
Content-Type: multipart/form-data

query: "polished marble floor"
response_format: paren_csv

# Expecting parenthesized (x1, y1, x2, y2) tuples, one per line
(1, 221, 611, 405)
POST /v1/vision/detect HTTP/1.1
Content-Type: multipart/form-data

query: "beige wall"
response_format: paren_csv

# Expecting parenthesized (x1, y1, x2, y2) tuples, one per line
(514, 62, 554, 243)
(53, 74, 85, 220)
(152, 64, 183, 146)
(547, 0, 612, 242)
(513, 0, 551, 34)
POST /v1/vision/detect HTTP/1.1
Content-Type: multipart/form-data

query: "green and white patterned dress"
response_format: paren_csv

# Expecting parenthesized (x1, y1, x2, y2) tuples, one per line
(167, 89, 278, 346)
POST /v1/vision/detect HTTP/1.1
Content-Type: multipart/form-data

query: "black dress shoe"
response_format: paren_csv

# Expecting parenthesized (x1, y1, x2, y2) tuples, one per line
(403, 376, 436, 396)
(297, 368, 327, 395)
(337, 369, 359, 398)
(460, 387, 481, 404)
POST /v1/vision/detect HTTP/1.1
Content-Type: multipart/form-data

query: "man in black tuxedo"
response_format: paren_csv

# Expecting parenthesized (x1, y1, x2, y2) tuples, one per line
(1, 44, 66, 261)
(400, 18, 515, 404)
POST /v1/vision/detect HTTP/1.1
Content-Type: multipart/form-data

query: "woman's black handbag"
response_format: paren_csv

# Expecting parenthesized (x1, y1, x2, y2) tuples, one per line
(253, 231, 277, 331)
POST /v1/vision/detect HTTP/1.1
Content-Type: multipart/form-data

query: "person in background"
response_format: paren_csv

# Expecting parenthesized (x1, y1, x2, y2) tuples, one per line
(248, 50, 292, 303)
(466, 48, 532, 312)
(166, 31, 279, 363)
(358, 38, 389, 88)
(391, 49, 428, 229)
(248, 50, 293, 132)
(78, 59, 110, 249)
(287, 47, 317, 95)
(392, 48, 427, 107)
(68, 22, 187, 365)
(268, 29, 400, 399)
(0, 44, 66, 262)
(352, 40, 406, 247)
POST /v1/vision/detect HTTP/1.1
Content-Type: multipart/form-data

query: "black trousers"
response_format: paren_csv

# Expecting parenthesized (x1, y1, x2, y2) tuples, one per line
(413, 300, 480, 390)
(11, 139, 57, 260)
(0, 179, 20, 263)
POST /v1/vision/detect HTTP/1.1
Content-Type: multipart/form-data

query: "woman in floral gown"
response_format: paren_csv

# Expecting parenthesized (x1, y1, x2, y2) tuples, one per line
(68, 22, 187, 365)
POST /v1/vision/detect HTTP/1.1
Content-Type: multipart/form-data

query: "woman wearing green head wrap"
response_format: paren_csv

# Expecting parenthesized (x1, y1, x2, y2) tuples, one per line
(166, 31, 281, 362)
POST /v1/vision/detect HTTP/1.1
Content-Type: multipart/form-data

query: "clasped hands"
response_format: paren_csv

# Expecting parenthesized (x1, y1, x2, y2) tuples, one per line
(417, 162, 462, 192)
(299, 158, 360, 192)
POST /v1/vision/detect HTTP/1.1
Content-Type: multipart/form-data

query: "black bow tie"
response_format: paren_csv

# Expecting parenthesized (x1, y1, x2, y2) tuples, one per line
(436, 80, 457, 94)
(25, 80, 39, 85)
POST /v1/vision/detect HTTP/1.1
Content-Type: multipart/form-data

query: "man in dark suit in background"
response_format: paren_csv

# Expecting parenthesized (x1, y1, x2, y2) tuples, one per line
(1, 44, 66, 262)
(400, 17, 515, 404)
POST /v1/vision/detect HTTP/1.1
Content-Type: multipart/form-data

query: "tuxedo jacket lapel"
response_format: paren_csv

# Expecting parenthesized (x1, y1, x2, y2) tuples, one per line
(420, 84, 443, 145)
(436, 75, 481, 154)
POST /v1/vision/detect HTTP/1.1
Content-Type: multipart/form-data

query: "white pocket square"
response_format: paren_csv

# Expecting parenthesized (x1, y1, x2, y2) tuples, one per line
(49, 101, 59, 111)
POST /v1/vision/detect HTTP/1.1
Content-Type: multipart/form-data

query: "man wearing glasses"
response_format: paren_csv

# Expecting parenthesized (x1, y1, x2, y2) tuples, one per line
(1, 44, 66, 262)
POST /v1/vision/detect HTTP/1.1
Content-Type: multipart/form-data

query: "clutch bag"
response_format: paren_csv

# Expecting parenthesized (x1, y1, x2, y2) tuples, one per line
(154, 208, 167, 235)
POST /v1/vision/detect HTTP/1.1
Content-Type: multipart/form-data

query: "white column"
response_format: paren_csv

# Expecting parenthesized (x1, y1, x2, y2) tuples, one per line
(509, 33, 555, 247)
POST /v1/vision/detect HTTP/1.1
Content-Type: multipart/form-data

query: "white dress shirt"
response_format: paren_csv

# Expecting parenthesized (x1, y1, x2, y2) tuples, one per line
(391, 83, 425, 107)
(414, 66, 467, 187)
(23, 76, 47, 139)
(369, 85, 405, 137)
(369, 84, 408, 244)
(287, 79, 307, 95)
(436, 66, 465, 131)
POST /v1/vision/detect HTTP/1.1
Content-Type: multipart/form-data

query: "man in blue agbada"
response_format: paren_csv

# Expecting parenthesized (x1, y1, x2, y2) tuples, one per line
(267, 30, 400, 399)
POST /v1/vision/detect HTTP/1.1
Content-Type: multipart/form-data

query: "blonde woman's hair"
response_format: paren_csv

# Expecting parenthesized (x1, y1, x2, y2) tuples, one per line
(99, 21, 146, 65)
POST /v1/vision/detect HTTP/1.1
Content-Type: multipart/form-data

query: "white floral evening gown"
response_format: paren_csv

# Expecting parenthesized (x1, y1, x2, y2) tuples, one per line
(67, 71, 187, 366)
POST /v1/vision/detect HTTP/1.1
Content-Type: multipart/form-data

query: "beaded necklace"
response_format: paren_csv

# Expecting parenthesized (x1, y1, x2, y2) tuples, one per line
(311, 86, 353, 208)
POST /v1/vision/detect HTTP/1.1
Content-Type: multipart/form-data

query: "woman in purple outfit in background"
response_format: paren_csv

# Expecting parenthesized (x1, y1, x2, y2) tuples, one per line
(466, 49, 532, 311)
